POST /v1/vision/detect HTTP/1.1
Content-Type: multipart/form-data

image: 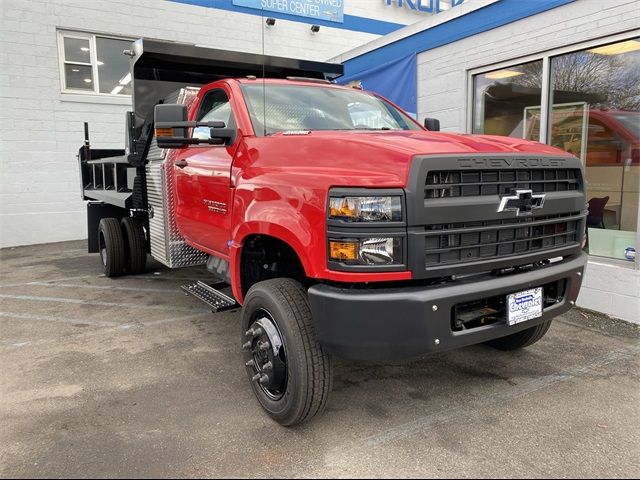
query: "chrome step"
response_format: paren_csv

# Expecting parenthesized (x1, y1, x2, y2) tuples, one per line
(182, 280, 238, 312)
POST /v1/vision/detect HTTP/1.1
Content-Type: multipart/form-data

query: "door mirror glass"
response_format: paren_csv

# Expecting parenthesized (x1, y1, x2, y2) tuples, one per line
(424, 118, 441, 131)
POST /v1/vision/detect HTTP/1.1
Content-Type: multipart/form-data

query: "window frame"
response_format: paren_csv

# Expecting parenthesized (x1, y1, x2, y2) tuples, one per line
(57, 30, 134, 97)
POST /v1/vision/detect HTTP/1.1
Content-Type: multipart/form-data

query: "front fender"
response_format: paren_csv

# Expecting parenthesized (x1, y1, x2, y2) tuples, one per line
(229, 190, 327, 303)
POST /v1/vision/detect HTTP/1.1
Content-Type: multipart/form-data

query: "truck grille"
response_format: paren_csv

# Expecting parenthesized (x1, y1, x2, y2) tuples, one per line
(425, 169, 580, 199)
(424, 212, 581, 267)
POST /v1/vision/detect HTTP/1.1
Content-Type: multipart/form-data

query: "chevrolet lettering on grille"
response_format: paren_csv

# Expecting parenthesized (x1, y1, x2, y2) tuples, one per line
(497, 189, 545, 216)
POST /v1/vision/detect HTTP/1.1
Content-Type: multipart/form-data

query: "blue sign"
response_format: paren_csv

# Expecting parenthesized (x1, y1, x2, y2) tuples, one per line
(233, 0, 344, 23)
(384, 0, 464, 14)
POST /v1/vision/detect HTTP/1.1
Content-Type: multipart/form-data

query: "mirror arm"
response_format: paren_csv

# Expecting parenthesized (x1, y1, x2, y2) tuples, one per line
(156, 120, 226, 129)
(156, 137, 232, 146)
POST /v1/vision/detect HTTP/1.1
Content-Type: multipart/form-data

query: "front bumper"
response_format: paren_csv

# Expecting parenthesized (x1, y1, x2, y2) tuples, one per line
(308, 252, 587, 361)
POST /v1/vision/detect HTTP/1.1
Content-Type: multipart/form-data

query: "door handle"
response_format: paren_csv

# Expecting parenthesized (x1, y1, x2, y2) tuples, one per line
(175, 159, 188, 168)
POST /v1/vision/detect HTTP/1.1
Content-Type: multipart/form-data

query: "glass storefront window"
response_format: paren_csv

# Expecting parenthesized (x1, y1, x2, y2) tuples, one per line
(471, 38, 639, 264)
(550, 38, 639, 261)
(472, 60, 543, 140)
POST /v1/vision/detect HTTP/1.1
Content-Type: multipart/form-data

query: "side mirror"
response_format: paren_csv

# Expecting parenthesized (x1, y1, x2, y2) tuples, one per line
(424, 118, 441, 132)
(154, 104, 236, 148)
(207, 124, 236, 146)
(155, 104, 189, 148)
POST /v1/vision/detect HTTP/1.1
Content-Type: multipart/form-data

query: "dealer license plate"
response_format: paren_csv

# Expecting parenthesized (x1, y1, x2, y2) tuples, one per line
(507, 287, 543, 326)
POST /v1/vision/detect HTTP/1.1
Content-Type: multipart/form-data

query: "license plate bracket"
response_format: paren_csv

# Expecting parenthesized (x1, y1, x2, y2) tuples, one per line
(507, 287, 543, 326)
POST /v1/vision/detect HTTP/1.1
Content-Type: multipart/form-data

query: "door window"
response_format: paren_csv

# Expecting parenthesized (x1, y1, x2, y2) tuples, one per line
(193, 89, 234, 140)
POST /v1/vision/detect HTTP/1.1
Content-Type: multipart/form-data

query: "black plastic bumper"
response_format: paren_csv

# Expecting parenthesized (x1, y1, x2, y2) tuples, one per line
(308, 252, 587, 361)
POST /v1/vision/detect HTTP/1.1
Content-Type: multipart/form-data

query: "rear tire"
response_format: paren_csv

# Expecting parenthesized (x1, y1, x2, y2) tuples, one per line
(98, 218, 125, 278)
(486, 320, 553, 350)
(121, 217, 147, 275)
(241, 278, 333, 426)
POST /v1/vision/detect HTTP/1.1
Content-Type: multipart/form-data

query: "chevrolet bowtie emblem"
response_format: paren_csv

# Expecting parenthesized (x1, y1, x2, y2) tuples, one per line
(497, 189, 545, 216)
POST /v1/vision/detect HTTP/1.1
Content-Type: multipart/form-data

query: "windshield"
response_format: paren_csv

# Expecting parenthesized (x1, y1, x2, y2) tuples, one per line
(612, 113, 640, 139)
(241, 84, 421, 135)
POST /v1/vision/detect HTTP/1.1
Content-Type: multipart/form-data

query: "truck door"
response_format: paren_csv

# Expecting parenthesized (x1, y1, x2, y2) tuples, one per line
(174, 87, 239, 256)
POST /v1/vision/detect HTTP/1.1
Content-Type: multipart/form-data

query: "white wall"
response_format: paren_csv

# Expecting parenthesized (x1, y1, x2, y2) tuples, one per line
(0, 0, 422, 248)
(416, 0, 640, 131)
(577, 259, 640, 324)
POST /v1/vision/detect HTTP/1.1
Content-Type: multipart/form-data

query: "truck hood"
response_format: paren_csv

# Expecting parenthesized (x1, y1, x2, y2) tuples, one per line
(248, 130, 573, 187)
(285, 129, 570, 156)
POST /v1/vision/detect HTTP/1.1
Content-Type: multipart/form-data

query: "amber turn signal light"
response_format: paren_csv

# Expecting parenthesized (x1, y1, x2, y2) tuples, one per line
(155, 127, 174, 137)
(329, 241, 358, 261)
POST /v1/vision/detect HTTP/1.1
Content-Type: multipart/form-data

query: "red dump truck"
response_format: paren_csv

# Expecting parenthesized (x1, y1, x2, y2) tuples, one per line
(79, 39, 587, 425)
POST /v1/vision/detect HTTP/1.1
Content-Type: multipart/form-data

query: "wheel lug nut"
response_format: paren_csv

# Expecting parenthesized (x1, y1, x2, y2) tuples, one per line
(258, 341, 271, 352)
(251, 373, 262, 382)
(242, 341, 252, 350)
(258, 374, 270, 385)
(262, 361, 273, 371)
(245, 360, 255, 368)
(245, 327, 263, 337)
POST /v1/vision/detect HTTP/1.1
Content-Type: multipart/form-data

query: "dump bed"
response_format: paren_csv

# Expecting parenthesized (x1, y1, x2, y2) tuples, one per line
(79, 38, 343, 252)
(79, 38, 343, 205)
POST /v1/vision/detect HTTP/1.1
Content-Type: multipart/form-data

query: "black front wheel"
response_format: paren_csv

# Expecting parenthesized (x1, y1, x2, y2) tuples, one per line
(241, 278, 333, 426)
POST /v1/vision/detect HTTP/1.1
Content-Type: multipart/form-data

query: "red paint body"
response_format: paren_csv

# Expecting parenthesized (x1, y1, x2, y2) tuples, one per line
(172, 79, 573, 303)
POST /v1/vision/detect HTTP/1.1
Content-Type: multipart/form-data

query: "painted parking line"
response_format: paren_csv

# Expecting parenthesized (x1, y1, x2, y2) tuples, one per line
(0, 312, 214, 349)
(0, 275, 96, 288)
(0, 293, 209, 313)
(26, 282, 185, 294)
(0, 311, 118, 328)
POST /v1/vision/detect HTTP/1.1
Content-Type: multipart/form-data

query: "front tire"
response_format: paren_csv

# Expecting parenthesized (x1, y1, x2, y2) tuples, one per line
(486, 320, 553, 350)
(241, 278, 333, 426)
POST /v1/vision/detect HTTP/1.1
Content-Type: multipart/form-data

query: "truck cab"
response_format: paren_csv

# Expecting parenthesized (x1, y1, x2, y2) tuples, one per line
(80, 39, 587, 426)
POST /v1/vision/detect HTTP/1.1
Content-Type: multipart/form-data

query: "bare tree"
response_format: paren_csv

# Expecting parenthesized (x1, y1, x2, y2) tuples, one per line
(508, 50, 640, 111)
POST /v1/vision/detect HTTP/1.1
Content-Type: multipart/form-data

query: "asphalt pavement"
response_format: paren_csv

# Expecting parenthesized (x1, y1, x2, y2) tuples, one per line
(1, 240, 639, 478)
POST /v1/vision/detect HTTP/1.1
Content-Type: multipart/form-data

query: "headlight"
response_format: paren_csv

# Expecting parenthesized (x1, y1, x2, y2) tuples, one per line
(329, 196, 402, 222)
(329, 237, 403, 265)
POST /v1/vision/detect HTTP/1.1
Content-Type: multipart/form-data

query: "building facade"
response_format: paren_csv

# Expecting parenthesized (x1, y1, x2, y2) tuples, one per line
(1, 0, 461, 249)
(336, 0, 639, 322)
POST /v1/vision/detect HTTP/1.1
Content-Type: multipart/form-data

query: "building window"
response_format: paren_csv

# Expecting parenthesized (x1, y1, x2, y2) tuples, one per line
(472, 60, 543, 141)
(549, 38, 639, 260)
(58, 31, 133, 96)
(470, 36, 639, 263)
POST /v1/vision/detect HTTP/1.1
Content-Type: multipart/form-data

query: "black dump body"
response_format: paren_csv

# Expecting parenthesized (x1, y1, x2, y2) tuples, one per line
(78, 38, 343, 251)
(79, 38, 343, 204)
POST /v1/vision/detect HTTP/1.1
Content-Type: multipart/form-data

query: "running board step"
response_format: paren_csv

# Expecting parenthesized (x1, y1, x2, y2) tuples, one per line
(182, 281, 238, 312)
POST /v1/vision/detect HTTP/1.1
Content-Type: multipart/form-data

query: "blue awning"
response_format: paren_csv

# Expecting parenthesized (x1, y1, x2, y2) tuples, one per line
(338, 54, 417, 117)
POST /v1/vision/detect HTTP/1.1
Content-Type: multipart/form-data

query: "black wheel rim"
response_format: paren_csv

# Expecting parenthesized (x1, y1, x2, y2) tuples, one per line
(243, 308, 288, 401)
